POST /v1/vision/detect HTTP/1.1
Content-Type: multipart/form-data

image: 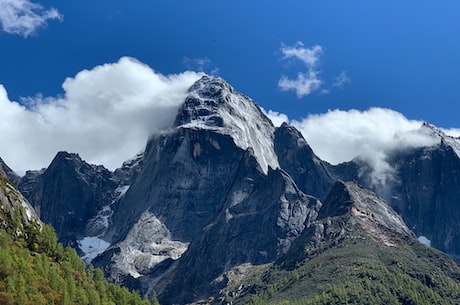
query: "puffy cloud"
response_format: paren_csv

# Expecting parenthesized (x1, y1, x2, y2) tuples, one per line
(0, 57, 202, 175)
(0, 0, 62, 37)
(291, 108, 438, 166)
(265, 107, 439, 187)
(278, 71, 322, 98)
(278, 42, 323, 98)
(280, 43, 323, 67)
(278, 42, 352, 97)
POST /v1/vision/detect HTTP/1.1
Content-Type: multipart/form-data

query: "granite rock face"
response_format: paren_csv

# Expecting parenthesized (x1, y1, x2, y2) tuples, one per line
(387, 137, 460, 258)
(280, 180, 415, 269)
(159, 160, 321, 304)
(19, 152, 119, 246)
(274, 123, 335, 200)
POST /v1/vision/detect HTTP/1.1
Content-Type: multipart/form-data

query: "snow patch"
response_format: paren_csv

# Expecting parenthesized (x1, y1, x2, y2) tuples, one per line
(110, 211, 189, 280)
(78, 237, 111, 263)
(85, 185, 130, 237)
(116, 185, 130, 199)
(79, 184, 131, 263)
(21, 200, 34, 221)
(417, 236, 431, 247)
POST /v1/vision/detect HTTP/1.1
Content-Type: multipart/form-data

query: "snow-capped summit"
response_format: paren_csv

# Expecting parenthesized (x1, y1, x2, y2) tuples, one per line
(422, 122, 460, 158)
(174, 76, 279, 174)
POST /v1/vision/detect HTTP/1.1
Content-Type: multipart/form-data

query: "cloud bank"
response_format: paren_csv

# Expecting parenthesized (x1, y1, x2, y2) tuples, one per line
(0, 57, 202, 174)
(278, 42, 323, 97)
(0, 0, 62, 37)
(267, 108, 439, 187)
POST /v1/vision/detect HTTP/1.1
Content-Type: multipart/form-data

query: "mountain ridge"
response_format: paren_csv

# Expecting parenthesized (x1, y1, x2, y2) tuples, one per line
(233, 181, 460, 305)
(4, 75, 460, 304)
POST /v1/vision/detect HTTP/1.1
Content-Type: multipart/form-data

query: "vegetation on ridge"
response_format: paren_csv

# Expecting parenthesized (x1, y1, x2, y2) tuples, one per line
(0, 176, 159, 305)
(236, 232, 460, 305)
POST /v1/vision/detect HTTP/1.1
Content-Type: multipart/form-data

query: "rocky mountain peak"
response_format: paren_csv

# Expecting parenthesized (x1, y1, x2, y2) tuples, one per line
(51, 151, 91, 171)
(274, 123, 335, 199)
(174, 75, 236, 127)
(279, 180, 416, 270)
(320, 181, 414, 242)
(421, 122, 460, 158)
(174, 75, 279, 174)
(24, 151, 118, 246)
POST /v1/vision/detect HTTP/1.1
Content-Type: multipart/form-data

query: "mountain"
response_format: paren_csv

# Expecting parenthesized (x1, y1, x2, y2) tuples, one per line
(387, 124, 460, 259)
(332, 123, 460, 261)
(233, 181, 460, 305)
(90, 76, 322, 303)
(274, 122, 335, 200)
(12, 75, 460, 304)
(0, 161, 40, 234)
(19, 151, 119, 248)
(0, 164, 156, 305)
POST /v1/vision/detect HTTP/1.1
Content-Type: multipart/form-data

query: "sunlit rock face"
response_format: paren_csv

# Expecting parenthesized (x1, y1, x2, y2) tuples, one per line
(274, 122, 335, 200)
(278, 180, 416, 271)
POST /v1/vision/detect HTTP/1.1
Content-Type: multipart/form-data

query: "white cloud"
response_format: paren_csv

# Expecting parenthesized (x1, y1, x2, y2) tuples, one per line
(278, 71, 322, 98)
(265, 107, 439, 187)
(417, 236, 431, 247)
(278, 42, 323, 98)
(0, 0, 62, 37)
(0, 57, 202, 175)
(333, 71, 351, 88)
(292, 108, 439, 186)
(183, 57, 219, 75)
(442, 128, 460, 138)
(261, 108, 289, 127)
(280, 42, 322, 67)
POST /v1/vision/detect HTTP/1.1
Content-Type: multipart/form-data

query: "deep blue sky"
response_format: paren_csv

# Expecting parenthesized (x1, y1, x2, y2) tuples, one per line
(1, 0, 460, 128)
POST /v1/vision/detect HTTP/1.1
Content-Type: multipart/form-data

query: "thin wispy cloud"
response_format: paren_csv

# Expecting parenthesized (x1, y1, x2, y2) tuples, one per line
(278, 42, 323, 98)
(0, 0, 62, 37)
(183, 57, 219, 75)
(0, 57, 202, 174)
(333, 71, 351, 88)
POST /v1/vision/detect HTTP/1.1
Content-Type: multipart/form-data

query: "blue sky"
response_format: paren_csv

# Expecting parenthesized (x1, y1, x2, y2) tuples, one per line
(1, 0, 460, 173)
